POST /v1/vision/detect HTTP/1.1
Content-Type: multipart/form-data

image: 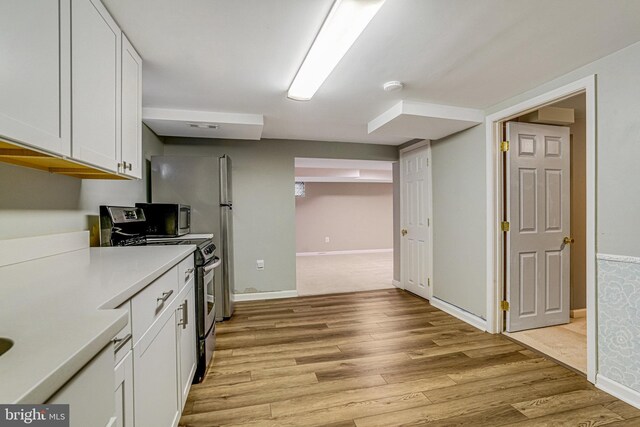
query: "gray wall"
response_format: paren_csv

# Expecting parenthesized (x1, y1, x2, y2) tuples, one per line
(486, 41, 640, 259)
(428, 39, 640, 392)
(0, 125, 164, 240)
(295, 182, 393, 253)
(163, 138, 398, 295)
(431, 125, 487, 318)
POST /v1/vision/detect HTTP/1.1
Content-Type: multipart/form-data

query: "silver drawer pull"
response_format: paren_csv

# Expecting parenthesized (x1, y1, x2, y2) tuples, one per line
(177, 299, 188, 329)
(185, 268, 194, 281)
(157, 290, 174, 303)
(112, 333, 132, 353)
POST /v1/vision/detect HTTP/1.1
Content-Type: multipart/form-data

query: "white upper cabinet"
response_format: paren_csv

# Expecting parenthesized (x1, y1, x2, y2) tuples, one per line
(120, 35, 143, 179)
(71, 0, 121, 173)
(0, 0, 71, 155)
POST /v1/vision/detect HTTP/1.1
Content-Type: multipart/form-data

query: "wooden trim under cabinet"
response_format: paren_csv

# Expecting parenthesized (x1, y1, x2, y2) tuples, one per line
(0, 139, 129, 180)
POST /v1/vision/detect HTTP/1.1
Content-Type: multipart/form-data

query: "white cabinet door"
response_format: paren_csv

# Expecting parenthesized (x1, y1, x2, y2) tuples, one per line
(133, 311, 180, 427)
(120, 34, 142, 179)
(71, 0, 121, 172)
(0, 0, 71, 155)
(48, 345, 114, 427)
(177, 279, 197, 409)
(113, 350, 134, 427)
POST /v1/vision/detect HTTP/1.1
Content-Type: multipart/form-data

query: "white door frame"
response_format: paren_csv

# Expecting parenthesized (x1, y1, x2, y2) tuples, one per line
(399, 140, 433, 300)
(484, 75, 597, 383)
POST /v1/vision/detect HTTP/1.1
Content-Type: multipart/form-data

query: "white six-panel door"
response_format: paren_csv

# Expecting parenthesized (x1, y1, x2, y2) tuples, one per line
(507, 122, 571, 332)
(400, 144, 431, 300)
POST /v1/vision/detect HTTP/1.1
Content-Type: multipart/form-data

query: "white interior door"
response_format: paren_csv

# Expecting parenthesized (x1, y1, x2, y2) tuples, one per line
(507, 122, 571, 332)
(400, 144, 431, 300)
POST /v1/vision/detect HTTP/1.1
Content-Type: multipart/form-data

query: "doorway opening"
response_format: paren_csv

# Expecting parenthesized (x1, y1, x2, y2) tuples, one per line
(485, 76, 596, 382)
(294, 158, 397, 296)
(500, 92, 588, 375)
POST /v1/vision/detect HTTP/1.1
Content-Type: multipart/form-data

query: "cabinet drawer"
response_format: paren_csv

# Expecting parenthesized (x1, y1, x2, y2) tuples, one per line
(179, 255, 195, 292)
(112, 301, 132, 365)
(131, 266, 178, 345)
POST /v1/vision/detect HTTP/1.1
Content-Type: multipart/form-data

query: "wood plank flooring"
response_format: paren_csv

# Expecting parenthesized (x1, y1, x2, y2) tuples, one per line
(179, 289, 640, 427)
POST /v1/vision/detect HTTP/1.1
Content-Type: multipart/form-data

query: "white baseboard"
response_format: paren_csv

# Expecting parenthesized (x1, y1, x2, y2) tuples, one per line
(296, 249, 393, 257)
(596, 374, 640, 409)
(392, 280, 402, 289)
(0, 231, 89, 267)
(570, 308, 587, 318)
(429, 297, 487, 332)
(233, 290, 298, 302)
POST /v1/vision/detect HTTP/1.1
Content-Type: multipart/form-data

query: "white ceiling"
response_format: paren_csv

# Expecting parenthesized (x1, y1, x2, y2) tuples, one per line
(368, 101, 483, 140)
(103, 0, 640, 145)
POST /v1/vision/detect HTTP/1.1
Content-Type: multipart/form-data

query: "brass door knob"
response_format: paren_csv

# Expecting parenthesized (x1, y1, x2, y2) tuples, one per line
(401, 229, 408, 236)
(563, 237, 575, 245)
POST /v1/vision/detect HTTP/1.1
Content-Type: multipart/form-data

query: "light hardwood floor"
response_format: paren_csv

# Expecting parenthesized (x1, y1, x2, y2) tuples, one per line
(296, 252, 394, 296)
(504, 317, 587, 374)
(179, 289, 640, 426)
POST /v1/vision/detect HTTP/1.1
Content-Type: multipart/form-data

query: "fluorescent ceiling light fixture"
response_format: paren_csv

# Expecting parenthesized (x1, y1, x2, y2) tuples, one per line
(287, 0, 386, 101)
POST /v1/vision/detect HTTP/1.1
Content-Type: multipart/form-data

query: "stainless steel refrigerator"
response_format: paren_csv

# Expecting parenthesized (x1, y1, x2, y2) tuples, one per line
(150, 155, 235, 320)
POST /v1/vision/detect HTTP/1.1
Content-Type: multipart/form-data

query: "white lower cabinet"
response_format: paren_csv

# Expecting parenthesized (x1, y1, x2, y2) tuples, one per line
(177, 278, 197, 409)
(48, 256, 197, 427)
(133, 309, 181, 427)
(48, 345, 115, 427)
(113, 350, 134, 427)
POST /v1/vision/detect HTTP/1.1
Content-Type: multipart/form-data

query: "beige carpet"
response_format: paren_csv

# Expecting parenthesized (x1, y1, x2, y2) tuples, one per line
(296, 251, 394, 296)
(504, 316, 587, 373)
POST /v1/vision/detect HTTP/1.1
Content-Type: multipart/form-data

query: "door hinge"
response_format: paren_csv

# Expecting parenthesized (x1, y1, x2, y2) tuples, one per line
(500, 141, 510, 152)
(500, 300, 510, 311)
(501, 221, 510, 232)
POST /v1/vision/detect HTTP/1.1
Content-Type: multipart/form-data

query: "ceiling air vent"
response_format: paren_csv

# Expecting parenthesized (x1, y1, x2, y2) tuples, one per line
(187, 123, 219, 129)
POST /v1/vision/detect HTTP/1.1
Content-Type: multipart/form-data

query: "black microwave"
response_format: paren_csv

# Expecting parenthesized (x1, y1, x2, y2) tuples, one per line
(136, 203, 191, 237)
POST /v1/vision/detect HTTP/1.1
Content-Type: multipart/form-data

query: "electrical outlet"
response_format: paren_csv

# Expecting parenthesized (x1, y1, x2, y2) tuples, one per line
(256, 260, 265, 270)
(325, 236, 330, 243)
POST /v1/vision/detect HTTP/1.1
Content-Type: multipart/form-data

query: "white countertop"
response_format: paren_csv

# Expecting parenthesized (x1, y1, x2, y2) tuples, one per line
(0, 245, 195, 404)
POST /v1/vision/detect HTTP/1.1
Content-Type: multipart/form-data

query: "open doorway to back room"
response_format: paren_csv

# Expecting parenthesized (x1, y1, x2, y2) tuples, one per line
(499, 92, 588, 375)
(294, 158, 397, 296)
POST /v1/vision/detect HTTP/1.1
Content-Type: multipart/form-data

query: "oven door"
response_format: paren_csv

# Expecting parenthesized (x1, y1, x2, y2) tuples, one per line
(201, 256, 222, 333)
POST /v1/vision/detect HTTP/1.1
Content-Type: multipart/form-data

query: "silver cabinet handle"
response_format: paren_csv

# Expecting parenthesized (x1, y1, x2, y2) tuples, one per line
(157, 290, 174, 303)
(127, 162, 132, 171)
(177, 299, 188, 329)
(185, 267, 194, 282)
(112, 333, 132, 353)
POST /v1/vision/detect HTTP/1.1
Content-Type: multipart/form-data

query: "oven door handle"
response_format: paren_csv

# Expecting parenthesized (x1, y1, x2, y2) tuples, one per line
(203, 257, 222, 273)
